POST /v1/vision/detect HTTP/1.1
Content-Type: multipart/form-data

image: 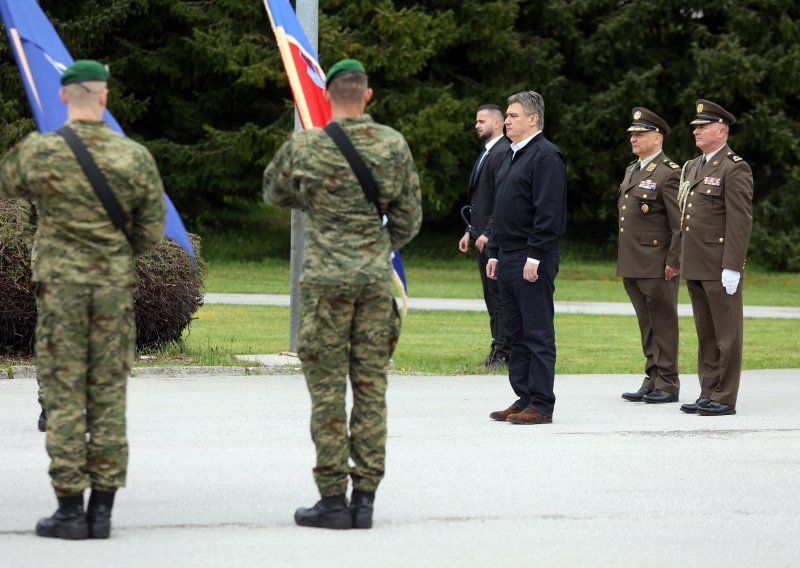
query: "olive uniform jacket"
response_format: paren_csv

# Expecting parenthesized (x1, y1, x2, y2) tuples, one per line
(679, 144, 753, 280)
(616, 151, 682, 278)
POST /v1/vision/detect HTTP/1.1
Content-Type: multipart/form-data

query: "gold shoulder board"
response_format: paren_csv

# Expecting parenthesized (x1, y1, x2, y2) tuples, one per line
(728, 154, 744, 162)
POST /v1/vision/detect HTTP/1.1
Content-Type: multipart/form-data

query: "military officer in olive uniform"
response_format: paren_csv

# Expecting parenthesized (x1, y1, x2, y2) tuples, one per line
(678, 100, 753, 416)
(264, 59, 422, 529)
(0, 60, 166, 539)
(618, 108, 683, 404)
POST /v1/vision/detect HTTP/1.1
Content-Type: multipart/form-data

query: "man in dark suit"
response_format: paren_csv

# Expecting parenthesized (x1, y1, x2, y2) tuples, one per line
(459, 104, 511, 369)
(617, 108, 683, 404)
(679, 100, 753, 416)
(486, 91, 567, 425)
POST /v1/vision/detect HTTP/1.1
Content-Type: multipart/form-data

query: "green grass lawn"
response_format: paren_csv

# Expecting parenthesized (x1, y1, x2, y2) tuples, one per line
(176, 305, 800, 375)
(147, 223, 800, 374)
(205, 257, 800, 306)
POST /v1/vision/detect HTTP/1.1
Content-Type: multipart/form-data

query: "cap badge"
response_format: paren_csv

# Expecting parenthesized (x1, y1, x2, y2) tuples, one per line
(697, 103, 704, 112)
(633, 110, 642, 119)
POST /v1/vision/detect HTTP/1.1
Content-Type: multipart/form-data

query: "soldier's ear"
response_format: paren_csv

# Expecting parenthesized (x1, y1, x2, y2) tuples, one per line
(58, 87, 68, 105)
(364, 87, 373, 105)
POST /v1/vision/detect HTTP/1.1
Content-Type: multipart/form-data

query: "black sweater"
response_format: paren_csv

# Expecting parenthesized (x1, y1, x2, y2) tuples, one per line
(487, 133, 567, 260)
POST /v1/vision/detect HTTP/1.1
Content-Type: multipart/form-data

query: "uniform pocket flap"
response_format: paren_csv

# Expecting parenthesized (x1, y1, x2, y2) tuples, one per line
(704, 231, 724, 244)
(632, 186, 657, 200)
(699, 185, 722, 197)
(640, 232, 671, 246)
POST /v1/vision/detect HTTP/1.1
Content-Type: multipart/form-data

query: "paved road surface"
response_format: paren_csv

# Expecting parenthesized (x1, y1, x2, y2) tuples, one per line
(2, 370, 799, 567)
(204, 293, 800, 318)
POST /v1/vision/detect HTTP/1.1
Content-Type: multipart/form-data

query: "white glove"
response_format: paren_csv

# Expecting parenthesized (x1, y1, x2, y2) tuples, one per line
(722, 269, 740, 295)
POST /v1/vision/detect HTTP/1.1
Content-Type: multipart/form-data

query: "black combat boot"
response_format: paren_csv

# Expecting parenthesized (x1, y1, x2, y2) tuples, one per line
(294, 495, 351, 529)
(351, 489, 375, 529)
(35, 494, 88, 540)
(38, 409, 47, 432)
(87, 489, 115, 539)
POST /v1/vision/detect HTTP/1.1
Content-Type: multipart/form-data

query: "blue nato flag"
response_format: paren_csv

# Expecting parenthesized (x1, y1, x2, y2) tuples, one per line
(0, 0, 196, 266)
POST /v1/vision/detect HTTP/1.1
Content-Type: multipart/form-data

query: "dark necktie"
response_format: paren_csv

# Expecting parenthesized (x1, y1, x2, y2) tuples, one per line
(633, 161, 641, 173)
(469, 147, 487, 187)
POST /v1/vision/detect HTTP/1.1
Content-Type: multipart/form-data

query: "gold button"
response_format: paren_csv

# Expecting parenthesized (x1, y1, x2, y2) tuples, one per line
(625, 195, 629, 199)
(686, 227, 690, 231)
(707, 189, 711, 193)
(719, 237, 724, 242)
(620, 228, 624, 233)
(688, 203, 693, 208)
(620, 217, 624, 221)
(686, 215, 690, 219)
(643, 194, 648, 198)
(691, 191, 695, 195)
(622, 206, 626, 210)
(652, 240, 658, 245)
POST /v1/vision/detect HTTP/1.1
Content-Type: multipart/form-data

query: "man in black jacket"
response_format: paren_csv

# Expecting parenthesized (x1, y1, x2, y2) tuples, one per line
(486, 91, 567, 425)
(458, 104, 511, 369)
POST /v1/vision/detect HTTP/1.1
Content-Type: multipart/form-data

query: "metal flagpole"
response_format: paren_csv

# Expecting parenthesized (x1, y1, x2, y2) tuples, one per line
(288, 0, 318, 351)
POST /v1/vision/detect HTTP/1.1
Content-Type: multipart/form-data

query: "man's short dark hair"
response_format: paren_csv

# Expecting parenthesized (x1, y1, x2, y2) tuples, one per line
(478, 104, 504, 120)
(507, 91, 545, 129)
(327, 73, 368, 105)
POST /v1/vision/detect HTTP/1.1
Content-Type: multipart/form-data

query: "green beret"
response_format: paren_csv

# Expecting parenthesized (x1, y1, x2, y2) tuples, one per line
(326, 58, 366, 87)
(60, 60, 109, 86)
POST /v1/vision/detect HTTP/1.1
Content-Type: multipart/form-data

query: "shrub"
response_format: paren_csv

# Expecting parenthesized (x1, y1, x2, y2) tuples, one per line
(0, 197, 205, 355)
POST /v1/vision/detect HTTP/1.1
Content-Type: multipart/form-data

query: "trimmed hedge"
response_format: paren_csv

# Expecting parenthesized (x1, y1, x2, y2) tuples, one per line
(0, 197, 205, 355)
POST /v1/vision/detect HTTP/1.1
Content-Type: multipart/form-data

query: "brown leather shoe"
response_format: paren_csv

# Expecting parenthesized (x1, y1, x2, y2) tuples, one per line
(489, 404, 523, 421)
(507, 408, 553, 425)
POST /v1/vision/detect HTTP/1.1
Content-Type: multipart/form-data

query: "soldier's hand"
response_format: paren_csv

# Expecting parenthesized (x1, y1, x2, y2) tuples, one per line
(475, 235, 488, 253)
(486, 259, 498, 280)
(523, 260, 539, 283)
(665, 265, 680, 281)
(722, 269, 741, 295)
(458, 232, 470, 253)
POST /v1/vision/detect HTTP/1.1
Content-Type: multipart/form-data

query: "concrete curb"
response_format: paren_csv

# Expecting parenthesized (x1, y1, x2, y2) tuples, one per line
(5, 364, 305, 379)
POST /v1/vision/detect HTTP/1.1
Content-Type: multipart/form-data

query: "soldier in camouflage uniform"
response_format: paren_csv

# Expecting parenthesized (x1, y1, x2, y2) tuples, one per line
(17, 198, 48, 430)
(0, 60, 165, 540)
(264, 59, 422, 530)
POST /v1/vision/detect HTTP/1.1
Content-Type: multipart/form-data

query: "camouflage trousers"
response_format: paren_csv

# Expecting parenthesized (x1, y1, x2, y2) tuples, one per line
(33, 288, 46, 412)
(297, 279, 401, 497)
(36, 283, 135, 496)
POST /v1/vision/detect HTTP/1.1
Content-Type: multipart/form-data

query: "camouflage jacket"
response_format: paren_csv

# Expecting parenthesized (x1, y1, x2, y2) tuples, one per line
(17, 198, 40, 263)
(0, 120, 166, 286)
(263, 115, 422, 286)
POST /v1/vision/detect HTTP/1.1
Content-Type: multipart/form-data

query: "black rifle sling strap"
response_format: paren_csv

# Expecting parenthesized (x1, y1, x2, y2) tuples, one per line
(56, 125, 133, 246)
(323, 122, 383, 219)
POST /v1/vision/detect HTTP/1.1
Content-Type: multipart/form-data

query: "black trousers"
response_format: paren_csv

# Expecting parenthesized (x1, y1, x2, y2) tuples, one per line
(476, 247, 510, 359)
(498, 249, 559, 416)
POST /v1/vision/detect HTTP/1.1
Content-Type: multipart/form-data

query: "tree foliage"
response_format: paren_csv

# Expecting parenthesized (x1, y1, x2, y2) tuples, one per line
(1, 0, 798, 268)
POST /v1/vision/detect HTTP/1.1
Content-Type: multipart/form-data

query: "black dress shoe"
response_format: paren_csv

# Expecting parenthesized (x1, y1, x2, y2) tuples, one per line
(642, 390, 678, 403)
(36, 495, 88, 540)
(698, 401, 736, 416)
(295, 495, 351, 529)
(38, 410, 47, 432)
(680, 398, 712, 414)
(621, 387, 652, 401)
